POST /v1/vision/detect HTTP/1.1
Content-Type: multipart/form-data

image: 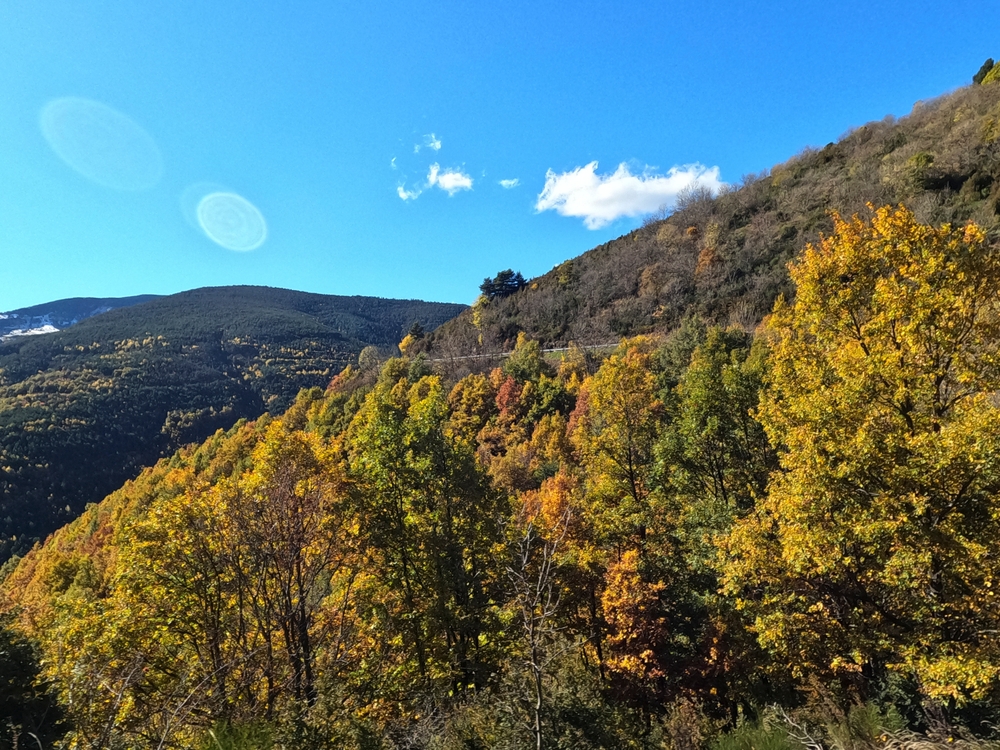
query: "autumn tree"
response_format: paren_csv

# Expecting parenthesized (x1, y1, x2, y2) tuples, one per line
(506, 508, 571, 750)
(221, 421, 356, 708)
(569, 337, 709, 705)
(571, 337, 664, 549)
(656, 327, 781, 717)
(723, 205, 1000, 704)
(50, 417, 361, 746)
(561, 341, 666, 681)
(346, 361, 506, 703)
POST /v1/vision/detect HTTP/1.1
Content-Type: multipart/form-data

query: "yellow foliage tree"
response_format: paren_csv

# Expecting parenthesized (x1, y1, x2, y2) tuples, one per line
(723, 205, 1000, 702)
(570, 338, 664, 550)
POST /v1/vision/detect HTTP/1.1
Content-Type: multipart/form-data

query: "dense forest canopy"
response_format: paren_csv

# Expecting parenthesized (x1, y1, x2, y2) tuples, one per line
(5, 205, 1000, 748)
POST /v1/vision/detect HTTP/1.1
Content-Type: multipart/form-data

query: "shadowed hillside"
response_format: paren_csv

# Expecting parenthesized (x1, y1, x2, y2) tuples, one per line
(0, 286, 465, 558)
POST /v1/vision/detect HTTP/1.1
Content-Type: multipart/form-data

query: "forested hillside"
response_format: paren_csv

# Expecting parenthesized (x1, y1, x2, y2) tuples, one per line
(421, 77, 1000, 356)
(6, 204, 1000, 748)
(0, 286, 465, 558)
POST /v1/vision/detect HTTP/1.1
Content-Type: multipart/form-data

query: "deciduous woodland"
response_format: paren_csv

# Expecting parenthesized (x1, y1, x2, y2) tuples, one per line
(5, 204, 1000, 748)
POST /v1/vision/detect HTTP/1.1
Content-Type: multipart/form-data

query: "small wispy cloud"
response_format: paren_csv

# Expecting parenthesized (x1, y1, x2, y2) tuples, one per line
(499, 178, 520, 189)
(414, 133, 443, 154)
(535, 161, 724, 229)
(390, 157, 398, 170)
(427, 164, 473, 196)
(397, 184, 422, 201)
(396, 163, 473, 201)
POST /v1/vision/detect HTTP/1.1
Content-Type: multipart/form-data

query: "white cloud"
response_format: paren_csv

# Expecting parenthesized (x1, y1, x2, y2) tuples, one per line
(499, 178, 520, 189)
(535, 161, 724, 229)
(390, 157, 397, 170)
(414, 133, 442, 153)
(427, 163, 473, 196)
(396, 163, 473, 201)
(397, 184, 422, 201)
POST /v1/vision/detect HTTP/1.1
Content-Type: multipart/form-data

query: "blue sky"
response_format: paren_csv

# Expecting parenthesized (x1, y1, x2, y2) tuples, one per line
(2, 0, 998, 311)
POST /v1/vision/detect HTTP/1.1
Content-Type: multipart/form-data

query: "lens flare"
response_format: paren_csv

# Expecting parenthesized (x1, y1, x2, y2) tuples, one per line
(196, 192, 267, 251)
(180, 182, 229, 229)
(40, 97, 163, 191)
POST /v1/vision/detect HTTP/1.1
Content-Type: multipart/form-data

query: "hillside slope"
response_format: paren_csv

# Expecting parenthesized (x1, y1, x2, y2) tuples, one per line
(421, 79, 1000, 356)
(11, 205, 1000, 744)
(0, 295, 160, 339)
(0, 286, 465, 558)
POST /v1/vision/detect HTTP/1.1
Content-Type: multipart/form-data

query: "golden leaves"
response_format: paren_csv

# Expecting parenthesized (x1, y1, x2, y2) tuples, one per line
(726, 205, 1000, 701)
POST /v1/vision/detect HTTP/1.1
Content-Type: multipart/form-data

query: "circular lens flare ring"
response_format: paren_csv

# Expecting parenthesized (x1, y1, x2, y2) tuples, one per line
(196, 192, 267, 251)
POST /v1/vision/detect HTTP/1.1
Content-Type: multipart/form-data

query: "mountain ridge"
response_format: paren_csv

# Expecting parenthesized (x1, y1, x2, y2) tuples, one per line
(0, 294, 161, 339)
(0, 285, 465, 558)
(419, 79, 1000, 360)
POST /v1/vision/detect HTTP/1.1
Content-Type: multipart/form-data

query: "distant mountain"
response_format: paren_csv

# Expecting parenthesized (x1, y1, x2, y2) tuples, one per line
(0, 295, 160, 339)
(0, 285, 465, 558)
(420, 78, 1000, 358)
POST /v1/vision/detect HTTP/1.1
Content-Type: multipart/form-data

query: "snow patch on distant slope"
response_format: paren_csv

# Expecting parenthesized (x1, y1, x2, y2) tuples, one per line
(0, 324, 60, 341)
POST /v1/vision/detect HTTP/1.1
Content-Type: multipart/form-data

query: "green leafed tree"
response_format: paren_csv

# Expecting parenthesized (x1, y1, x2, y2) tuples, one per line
(974, 57, 996, 84)
(480, 269, 527, 300)
(346, 363, 506, 702)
